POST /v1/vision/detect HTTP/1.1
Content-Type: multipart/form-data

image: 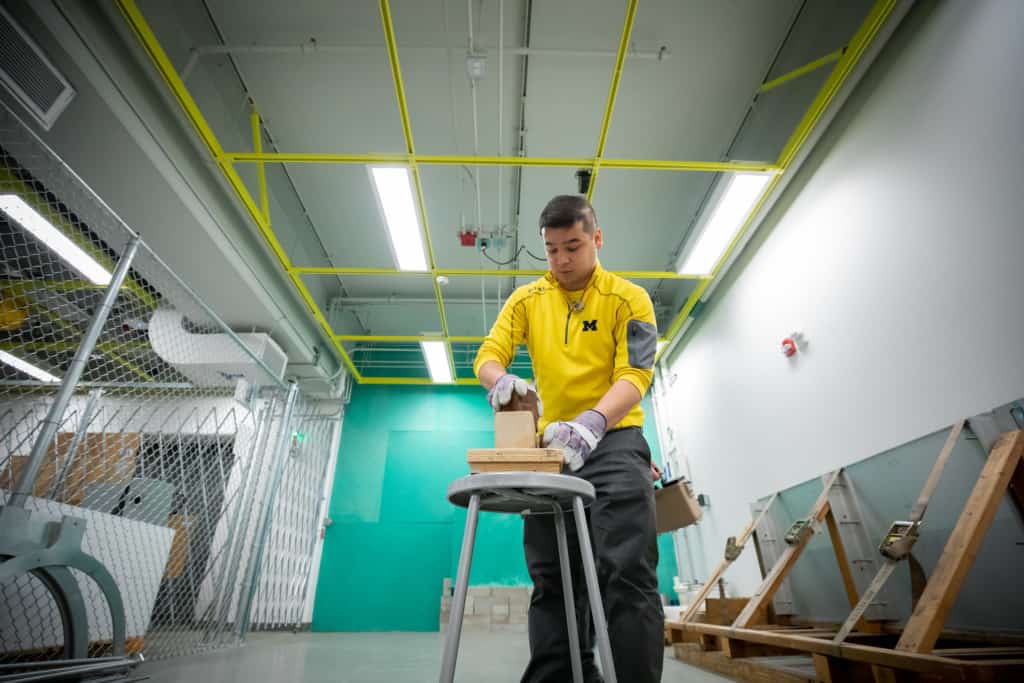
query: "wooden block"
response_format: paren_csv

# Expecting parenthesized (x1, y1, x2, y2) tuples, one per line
(706, 598, 766, 625)
(502, 391, 540, 424)
(494, 411, 537, 448)
(467, 448, 563, 474)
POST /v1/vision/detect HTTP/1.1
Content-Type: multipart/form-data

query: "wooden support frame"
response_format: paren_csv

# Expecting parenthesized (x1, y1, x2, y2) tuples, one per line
(732, 470, 841, 628)
(679, 493, 778, 624)
(669, 430, 1024, 683)
(896, 430, 1024, 653)
(674, 622, 1024, 682)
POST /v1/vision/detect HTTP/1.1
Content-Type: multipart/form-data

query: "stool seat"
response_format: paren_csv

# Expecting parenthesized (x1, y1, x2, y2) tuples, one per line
(447, 472, 596, 514)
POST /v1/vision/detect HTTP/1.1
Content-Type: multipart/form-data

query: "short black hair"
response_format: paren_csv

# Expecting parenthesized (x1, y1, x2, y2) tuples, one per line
(539, 195, 597, 235)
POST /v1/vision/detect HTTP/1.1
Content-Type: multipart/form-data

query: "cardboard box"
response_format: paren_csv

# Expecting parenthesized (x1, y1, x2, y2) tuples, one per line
(494, 411, 537, 449)
(1, 432, 139, 505)
(655, 479, 703, 533)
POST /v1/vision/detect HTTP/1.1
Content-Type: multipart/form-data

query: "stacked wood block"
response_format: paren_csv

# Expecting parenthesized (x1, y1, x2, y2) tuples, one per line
(439, 580, 532, 633)
(466, 408, 563, 474)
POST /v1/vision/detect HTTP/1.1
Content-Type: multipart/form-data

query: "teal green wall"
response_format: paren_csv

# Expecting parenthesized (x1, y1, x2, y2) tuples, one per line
(312, 384, 678, 632)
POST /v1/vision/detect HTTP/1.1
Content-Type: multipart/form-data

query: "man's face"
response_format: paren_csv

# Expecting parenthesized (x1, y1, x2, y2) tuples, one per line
(543, 221, 603, 291)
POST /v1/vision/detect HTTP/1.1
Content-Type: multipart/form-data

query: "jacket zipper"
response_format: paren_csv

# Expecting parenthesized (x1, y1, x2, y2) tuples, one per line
(564, 304, 572, 345)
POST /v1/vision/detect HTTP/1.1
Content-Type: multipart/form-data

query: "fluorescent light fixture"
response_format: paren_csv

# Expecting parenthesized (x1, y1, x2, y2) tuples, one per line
(420, 340, 453, 383)
(677, 173, 772, 276)
(0, 350, 60, 383)
(369, 167, 429, 271)
(0, 195, 112, 285)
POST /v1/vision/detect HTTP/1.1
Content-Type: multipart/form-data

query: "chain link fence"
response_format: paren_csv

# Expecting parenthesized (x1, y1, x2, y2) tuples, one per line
(0, 102, 342, 674)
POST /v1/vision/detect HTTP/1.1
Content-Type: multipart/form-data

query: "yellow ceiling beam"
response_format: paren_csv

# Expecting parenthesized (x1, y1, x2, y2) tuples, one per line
(250, 107, 269, 223)
(586, 0, 639, 202)
(379, 0, 455, 381)
(758, 48, 845, 93)
(294, 266, 704, 279)
(659, 0, 900, 354)
(116, 0, 359, 379)
(223, 151, 778, 174)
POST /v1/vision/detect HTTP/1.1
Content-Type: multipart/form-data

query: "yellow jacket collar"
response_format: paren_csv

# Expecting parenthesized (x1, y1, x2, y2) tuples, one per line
(544, 261, 605, 291)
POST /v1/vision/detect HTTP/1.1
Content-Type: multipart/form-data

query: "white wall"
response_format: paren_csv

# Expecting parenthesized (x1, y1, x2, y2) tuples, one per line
(656, 0, 1024, 596)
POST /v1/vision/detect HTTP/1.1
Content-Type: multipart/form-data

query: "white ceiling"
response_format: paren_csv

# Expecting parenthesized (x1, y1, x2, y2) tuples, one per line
(131, 0, 872, 375)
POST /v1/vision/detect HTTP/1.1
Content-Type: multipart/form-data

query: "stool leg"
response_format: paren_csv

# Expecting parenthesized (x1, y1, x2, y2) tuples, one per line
(573, 495, 617, 683)
(440, 493, 481, 683)
(553, 504, 584, 683)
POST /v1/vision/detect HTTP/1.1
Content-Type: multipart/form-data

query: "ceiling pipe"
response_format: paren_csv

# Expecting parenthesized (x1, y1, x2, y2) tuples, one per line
(496, 0, 504, 315)
(181, 42, 670, 80)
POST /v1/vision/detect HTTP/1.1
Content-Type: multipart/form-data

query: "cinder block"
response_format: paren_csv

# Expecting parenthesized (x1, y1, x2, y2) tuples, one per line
(468, 586, 492, 597)
(492, 586, 531, 601)
(508, 612, 528, 625)
(462, 614, 491, 631)
(443, 577, 452, 594)
(491, 603, 510, 622)
(473, 597, 495, 615)
(492, 622, 528, 633)
(441, 596, 452, 611)
(463, 597, 475, 615)
(494, 411, 537, 448)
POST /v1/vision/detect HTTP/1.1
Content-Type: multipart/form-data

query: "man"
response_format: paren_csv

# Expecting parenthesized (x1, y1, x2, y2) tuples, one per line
(474, 195, 664, 682)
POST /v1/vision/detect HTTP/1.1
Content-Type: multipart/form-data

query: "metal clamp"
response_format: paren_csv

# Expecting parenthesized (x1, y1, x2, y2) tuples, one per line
(724, 536, 744, 562)
(783, 518, 814, 546)
(878, 520, 920, 561)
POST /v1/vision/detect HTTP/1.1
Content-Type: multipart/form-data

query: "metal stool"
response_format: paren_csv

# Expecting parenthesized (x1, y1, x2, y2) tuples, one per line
(439, 472, 616, 683)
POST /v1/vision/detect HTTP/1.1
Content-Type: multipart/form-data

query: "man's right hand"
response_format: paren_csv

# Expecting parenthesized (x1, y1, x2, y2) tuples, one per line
(488, 373, 536, 412)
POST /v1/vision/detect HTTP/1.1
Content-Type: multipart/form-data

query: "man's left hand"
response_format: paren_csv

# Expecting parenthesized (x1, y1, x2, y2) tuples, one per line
(542, 409, 607, 471)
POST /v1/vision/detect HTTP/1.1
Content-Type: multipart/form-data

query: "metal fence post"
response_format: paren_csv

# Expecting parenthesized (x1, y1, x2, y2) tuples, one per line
(236, 382, 299, 637)
(48, 388, 103, 500)
(9, 236, 141, 508)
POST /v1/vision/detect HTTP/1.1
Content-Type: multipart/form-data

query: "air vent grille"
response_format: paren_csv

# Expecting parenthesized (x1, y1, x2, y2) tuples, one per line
(0, 6, 75, 130)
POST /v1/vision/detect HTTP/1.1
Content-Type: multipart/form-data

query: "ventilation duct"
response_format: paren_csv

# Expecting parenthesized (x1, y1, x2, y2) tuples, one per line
(148, 309, 287, 387)
(0, 7, 75, 131)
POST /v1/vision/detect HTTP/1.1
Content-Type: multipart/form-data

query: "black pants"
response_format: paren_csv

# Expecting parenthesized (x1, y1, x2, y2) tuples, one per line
(521, 427, 664, 683)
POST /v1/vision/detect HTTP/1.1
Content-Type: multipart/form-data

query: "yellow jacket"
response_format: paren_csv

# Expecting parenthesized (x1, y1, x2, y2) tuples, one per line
(474, 262, 658, 432)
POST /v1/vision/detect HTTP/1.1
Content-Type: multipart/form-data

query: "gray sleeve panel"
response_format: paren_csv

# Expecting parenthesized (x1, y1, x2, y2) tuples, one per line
(627, 319, 657, 368)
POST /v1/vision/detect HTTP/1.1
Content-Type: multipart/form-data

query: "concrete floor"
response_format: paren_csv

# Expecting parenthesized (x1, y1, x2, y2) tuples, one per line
(140, 632, 737, 682)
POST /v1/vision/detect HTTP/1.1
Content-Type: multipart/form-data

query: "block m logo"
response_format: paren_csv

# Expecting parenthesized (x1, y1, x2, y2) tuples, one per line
(582, 320, 598, 332)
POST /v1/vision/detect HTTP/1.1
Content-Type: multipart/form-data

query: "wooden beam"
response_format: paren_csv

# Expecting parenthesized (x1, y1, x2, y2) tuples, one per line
(682, 622, 1020, 678)
(680, 493, 778, 623)
(896, 431, 1024, 654)
(672, 643, 815, 683)
(825, 508, 860, 609)
(1009, 454, 1024, 519)
(733, 472, 840, 628)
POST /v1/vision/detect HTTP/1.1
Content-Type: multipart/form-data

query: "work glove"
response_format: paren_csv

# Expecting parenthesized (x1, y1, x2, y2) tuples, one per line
(542, 409, 607, 472)
(487, 373, 542, 415)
